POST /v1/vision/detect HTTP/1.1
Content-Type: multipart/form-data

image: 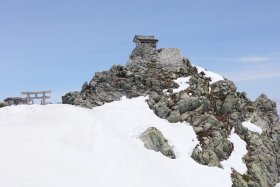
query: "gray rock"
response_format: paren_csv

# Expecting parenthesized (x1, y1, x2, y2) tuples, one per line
(0, 101, 8, 108)
(191, 146, 221, 167)
(154, 102, 171, 119)
(220, 95, 238, 114)
(187, 75, 210, 96)
(167, 110, 181, 123)
(210, 80, 237, 99)
(234, 125, 280, 187)
(178, 97, 192, 114)
(81, 81, 89, 92)
(140, 127, 176, 159)
(178, 95, 209, 114)
(231, 169, 249, 187)
(128, 44, 157, 65)
(255, 94, 277, 114)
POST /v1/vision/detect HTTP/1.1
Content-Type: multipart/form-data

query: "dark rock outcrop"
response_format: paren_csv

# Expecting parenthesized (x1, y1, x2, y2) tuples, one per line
(0, 101, 8, 108)
(3, 97, 28, 106)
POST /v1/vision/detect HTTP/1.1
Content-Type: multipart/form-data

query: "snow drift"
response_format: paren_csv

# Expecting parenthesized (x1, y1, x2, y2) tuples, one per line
(0, 96, 243, 187)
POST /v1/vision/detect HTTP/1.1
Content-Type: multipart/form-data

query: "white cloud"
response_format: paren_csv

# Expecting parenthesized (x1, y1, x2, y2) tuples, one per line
(228, 71, 280, 82)
(192, 56, 273, 64)
(240, 56, 271, 63)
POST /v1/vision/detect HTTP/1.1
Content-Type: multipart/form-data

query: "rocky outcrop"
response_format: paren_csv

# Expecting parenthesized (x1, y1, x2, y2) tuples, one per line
(62, 42, 280, 186)
(0, 101, 8, 108)
(128, 44, 158, 65)
(251, 94, 280, 132)
(63, 58, 196, 108)
(139, 127, 176, 159)
(233, 125, 280, 187)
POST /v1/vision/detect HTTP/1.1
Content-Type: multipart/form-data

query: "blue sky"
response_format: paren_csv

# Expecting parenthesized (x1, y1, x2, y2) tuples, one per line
(0, 0, 279, 103)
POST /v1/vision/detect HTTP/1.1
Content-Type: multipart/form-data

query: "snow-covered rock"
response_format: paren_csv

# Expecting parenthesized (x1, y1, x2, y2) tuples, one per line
(194, 65, 224, 84)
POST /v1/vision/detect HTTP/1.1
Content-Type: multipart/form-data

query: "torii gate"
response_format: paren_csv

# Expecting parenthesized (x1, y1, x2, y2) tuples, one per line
(21, 90, 51, 105)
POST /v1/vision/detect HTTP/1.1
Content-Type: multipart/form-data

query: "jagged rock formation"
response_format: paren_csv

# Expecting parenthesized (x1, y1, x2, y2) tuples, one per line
(62, 42, 280, 187)
(139, 127, 176, 159)
(62, 45, 194, 108)
(252, 94, 280, 132)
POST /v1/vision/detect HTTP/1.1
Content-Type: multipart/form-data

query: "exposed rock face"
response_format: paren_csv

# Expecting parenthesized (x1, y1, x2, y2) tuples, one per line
(252, 94, 280, 132)
(128, 44, 157, 65)
(233, 125, 280, 187)
(62, 43, 280, 186)
(62, 56, 196, 108)
(139, 127, 176, 159)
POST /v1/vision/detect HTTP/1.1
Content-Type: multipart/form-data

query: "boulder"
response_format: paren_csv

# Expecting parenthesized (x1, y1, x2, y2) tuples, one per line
(255, 94, 277, 114)
(153, 102, 171, 119)
(139, 127, 176, 159)
(167, 110, 181, 123)
(210, 80, 237, 99)
(191, 146, 221, 167)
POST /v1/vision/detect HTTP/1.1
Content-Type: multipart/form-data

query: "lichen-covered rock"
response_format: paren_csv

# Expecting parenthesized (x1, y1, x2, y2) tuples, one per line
(235, 125, 280, 187)
(139, 127, 176, 159)
(210, 80, 237, 99)
(186, 75, 210, 96)
(167, 110, 181, 123)
(231, 169, 249, 187)
(153, 102, 172, 119)
(191, 146, 221, 167)
(129, 43, 157, 64)
(255, 94, 278, 115)
(252, 94, 280, 132)
(178, 95, 210, 114)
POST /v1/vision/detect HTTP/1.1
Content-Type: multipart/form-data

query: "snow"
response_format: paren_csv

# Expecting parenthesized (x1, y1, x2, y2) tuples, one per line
(172, 77, 190, 93)
(0, 97, 235, 187)
(166, 65, 224, 94)
(195, 65, 224, 84)
(242, 121, 263, 134)
(222, 128, 247, 174)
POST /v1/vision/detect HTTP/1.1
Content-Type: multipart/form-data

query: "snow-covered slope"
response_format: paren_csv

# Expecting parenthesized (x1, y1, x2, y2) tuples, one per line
(0, 97, 244, 187)
(195, 65, 224, 83)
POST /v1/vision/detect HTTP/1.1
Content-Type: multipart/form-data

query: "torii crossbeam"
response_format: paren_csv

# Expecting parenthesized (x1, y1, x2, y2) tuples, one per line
(21, 90, 51, 105)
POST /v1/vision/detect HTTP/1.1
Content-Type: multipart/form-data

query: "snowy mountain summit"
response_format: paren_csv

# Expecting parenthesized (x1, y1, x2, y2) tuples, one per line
(1, 37, 280, 187)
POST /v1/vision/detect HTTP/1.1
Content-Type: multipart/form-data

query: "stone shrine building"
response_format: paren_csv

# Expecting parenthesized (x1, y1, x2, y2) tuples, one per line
(133, 35, 158, 48)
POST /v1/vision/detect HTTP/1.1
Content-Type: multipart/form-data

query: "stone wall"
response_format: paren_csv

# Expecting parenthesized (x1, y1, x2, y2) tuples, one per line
(157, 48, 184, 67)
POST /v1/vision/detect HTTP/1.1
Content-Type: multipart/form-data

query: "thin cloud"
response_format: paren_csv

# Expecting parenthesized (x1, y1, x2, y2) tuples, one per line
(240, 56, 271, 63)
(192, 56, 272, 63)
(228, 71, 280, 82)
